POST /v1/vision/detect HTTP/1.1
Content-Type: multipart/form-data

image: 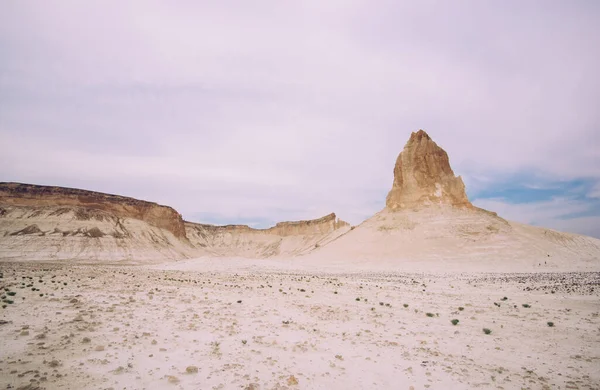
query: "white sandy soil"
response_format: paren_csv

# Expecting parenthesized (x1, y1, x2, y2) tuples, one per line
(1, 259, 599, 390)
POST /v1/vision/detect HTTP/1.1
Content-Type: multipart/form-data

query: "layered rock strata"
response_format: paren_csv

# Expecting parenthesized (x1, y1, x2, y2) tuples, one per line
(0, 183, 186, 238)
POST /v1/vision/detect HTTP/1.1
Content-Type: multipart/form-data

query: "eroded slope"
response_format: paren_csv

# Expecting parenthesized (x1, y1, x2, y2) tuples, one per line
(185, 213, 351, 258)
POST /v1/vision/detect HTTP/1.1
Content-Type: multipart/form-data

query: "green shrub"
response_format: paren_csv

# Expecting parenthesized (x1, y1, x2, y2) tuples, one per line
(426, 312, 435, 317)
(547, 321, 554, 327)
(451, 319, 459, 326)
(483, 328, 492, 335)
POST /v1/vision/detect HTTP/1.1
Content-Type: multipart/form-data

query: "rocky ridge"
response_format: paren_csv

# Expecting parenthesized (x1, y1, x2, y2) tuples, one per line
(0, 183, 349, 261)
(0, 183, 186, 239)
(185, 213, 351, 258)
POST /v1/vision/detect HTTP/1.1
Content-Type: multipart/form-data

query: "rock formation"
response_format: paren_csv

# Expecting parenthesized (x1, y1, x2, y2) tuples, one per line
(2, 129, 599, 266)
(185, 213, 350, 258)
(0, 183, 186, 238)
(0, 183, 196, 262)
(0, 183, 350, 261)
(386, 130, 471, 210)
(303, 129, 600, 270)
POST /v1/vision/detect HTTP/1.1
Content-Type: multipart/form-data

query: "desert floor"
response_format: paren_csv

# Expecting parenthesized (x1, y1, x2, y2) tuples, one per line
(1, 260, 599, 390)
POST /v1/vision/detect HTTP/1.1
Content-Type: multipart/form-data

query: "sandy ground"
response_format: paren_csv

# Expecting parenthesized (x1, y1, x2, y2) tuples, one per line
(1, 260, 599, 390)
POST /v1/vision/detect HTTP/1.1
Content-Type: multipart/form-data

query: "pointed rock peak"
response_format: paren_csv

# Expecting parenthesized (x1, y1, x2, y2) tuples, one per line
(409, 129, 432, 142)
(385, 130, 472, 210)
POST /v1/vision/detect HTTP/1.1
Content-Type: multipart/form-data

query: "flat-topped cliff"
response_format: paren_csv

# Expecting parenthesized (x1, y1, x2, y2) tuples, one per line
(0, 182, 186, 239)
(0, 183, 351, 261)
(187, 213, 349, 236)
(185, 213, 351, 258)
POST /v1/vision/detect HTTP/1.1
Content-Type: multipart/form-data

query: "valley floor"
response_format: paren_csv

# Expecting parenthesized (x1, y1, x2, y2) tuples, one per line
(1, 261, 599, 390)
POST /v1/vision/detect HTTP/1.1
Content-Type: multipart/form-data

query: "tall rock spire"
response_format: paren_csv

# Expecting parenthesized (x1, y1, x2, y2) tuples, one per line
(385, 130, 472, 210)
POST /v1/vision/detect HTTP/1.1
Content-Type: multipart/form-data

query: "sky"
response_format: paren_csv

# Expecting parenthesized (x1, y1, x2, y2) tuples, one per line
(1, 1, 599, 238)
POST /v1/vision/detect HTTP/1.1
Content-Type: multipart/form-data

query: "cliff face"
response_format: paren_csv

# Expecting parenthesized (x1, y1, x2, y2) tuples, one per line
(0, 183, 186, 239)
(386, 130, 471, 210)
(187, 213, 348, 236)
(185, 213, 351, 258)
(0, 182, 352, 261)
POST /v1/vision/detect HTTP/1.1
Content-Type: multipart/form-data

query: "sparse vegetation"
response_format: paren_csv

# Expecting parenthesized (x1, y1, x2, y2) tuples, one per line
(522, 304, 531, 308)
(403, 303, 409, 308)
(547, 321, 554, 327)
(426, 312, 435, 317)
(451, 319, 459, 325)
(483, 328, 492, 335)
(210, 341, 221, 355)
(458, 307, 464, 311)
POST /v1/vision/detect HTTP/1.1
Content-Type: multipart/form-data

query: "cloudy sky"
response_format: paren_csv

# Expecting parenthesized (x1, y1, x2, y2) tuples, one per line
(1, 1, 599, 237)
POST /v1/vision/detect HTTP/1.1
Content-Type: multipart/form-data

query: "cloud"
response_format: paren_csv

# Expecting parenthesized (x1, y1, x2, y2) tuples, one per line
(589, 183, 600, 199)
(1, 1, 599, 233)
(473, 196, 600, 238)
